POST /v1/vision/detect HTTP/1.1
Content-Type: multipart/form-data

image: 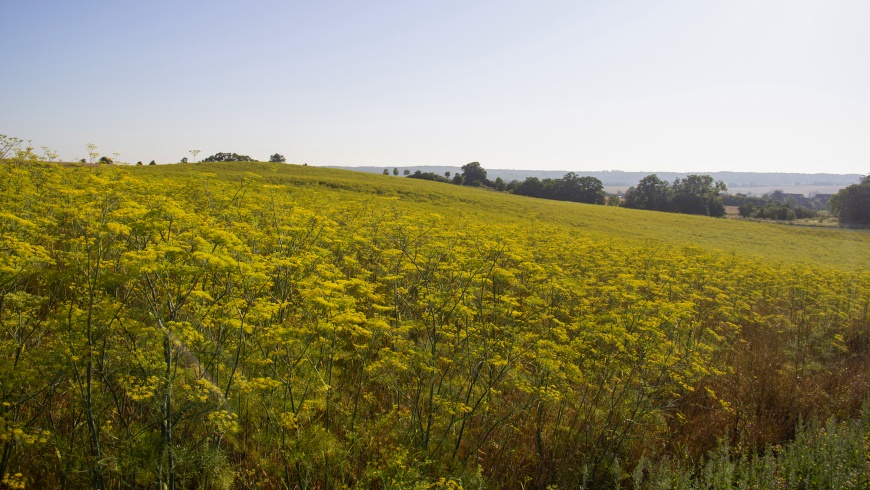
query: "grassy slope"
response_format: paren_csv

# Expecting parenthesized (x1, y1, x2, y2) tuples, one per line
(134, 161, 870, 271)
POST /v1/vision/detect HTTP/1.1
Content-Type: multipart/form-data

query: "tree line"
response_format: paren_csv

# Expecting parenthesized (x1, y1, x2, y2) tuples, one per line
(402, 161, 868, 224)
(398, 162, 729, 217)
(723, 190, 824, 221)
(621, 174, 728, 217)
(404, 162, 609, 205)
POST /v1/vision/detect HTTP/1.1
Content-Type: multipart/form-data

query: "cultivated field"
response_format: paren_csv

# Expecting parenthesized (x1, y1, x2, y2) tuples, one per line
(1, 159, 868, 488)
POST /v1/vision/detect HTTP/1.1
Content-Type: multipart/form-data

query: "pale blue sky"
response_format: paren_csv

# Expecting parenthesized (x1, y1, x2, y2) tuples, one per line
(2, 0, 868, 173)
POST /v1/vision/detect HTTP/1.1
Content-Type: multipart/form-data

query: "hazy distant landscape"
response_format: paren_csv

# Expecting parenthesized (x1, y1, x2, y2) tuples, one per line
(330, 165, 862, 195)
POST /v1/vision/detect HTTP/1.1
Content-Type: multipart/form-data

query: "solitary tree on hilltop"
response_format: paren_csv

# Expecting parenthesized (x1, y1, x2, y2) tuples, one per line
(269, 153, 286, 163)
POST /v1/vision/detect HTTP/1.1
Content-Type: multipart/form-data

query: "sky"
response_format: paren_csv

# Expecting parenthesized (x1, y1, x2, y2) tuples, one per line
(2, 0, 868, 174)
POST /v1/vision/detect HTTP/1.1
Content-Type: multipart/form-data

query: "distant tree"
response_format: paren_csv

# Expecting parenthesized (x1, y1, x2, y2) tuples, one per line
(181, 157, 188, 163)
(393, 168, 399, 176)
(793, 205, 816, 219)
(513, 177, 545, 198)
(622, 174, 674, 212)
(671, 175, 727, 217)
(739, 200, 816, 221)
(451, 174, 464, 185)
(738, 203, 756, 218)
(149, 160, 156, 165)
(403, 169, 410, 176)
(79, 158, 87, 164)
(510, 174, 604, 204)
(768, 190, 786, 203)
(753, 202, 796, 220)
(407, 170, 450, 183)
(98, 156, 113, 165)
(136, 161, 143, 166)
(202, 152, 254, 162)
(607, 195, 621, 206)
(269, 153, 286, 163)
(830, 174, 870, 226)
(554, 173, 605, 204)
(383, 169, 389, 175)
(461, 162, 487, 186)
(494, 177, 506, 192)
(723, 193, 766, 208)
(445, 171, 451, 178)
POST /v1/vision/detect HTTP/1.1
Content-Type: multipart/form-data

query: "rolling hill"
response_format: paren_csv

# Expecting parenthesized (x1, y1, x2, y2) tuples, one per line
(1, 158, 868, 488)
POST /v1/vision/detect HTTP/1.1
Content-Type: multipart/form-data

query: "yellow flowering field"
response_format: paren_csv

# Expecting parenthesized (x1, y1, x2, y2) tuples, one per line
(1, 159, 868, 488)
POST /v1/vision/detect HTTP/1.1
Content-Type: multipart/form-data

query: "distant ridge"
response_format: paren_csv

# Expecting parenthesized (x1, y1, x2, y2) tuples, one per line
(323, 166, 863, 189)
